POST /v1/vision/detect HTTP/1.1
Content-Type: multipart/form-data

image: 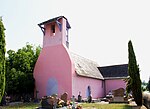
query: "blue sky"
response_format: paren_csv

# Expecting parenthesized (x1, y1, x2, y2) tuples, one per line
(1, 0, 150, 81)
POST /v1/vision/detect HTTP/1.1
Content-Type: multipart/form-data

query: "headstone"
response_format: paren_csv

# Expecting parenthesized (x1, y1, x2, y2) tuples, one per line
(112, 88, 125, 97)
(88, 95, 92, 103)
(47, 96, 54, 106)
(61, 92, 68, 103)
(78, 92, 82, 102)
(41, 96, 53, 109)
(143, 92, 150, 109)
(51, 94, 58, 108)
(112, 88, 125, 102)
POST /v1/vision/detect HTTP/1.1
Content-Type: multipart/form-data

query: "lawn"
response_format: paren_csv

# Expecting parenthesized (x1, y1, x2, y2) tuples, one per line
(1, 102, 133, 109)
(80, 103, 132, 109)
(1, 103, 40, 109)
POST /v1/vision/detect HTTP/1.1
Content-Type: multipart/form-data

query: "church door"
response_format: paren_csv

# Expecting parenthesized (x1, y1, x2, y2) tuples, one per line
(46, 78, 58, 96)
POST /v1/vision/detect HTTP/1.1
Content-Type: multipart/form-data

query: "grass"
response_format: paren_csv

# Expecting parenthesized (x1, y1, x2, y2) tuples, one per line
(1, 102, 133, 109)
(80, 103, 132, 109)
(1, 103, 40, 109)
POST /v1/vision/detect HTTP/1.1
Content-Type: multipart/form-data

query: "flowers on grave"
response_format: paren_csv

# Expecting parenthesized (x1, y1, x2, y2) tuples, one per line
(40, 94, 82, 109)
(76, 105, 82, 109)
(57, 98, 65, 108)
(67, 100, 72, 106)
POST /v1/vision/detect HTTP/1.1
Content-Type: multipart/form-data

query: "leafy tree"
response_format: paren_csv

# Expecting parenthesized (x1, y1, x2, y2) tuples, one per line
(126, 40, 142, 106)
(6, 43, 41, 100)
(0, 18, 6, 103)
(147, 77, 150, 92)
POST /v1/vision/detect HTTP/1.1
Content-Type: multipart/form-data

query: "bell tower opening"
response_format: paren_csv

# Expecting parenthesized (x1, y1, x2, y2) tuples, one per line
(51, 24, 55, 36)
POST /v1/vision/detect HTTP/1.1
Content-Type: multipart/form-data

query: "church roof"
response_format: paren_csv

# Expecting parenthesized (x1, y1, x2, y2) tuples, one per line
(98, 64, 128, 79)
(71, 53, 104, 80)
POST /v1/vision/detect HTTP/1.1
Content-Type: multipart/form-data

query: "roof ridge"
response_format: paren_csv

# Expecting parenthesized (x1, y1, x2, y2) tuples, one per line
(100, 64, 128, 68)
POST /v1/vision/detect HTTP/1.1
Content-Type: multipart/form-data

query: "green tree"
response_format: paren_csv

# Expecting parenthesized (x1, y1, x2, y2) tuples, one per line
(147, 77, 150, 92)
(126, 40, 142, 106)
(0, 18, 6, 102)
(6, 44, 41, 100)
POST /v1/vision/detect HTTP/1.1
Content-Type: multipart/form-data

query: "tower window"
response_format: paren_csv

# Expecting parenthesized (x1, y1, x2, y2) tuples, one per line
(51, 25, 55, 33)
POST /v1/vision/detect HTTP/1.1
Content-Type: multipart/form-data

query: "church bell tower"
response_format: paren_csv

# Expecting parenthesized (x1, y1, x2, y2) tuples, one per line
(38, 16, 71, 48)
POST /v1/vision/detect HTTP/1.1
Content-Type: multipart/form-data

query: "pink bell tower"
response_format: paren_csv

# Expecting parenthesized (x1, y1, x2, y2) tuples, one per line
(33, 16, 74, 98)
(38, 16, 70, 48)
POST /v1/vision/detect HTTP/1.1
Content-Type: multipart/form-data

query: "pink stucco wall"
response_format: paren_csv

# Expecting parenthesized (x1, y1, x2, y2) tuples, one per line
(105, 79, 126, 96)
(34, 45, 73, 99)
(72, 72, 105, 99)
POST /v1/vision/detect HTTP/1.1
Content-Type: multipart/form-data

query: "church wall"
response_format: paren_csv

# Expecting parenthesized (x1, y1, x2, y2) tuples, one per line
(105, 79, 126, 96)
(72, 72, 105, 99)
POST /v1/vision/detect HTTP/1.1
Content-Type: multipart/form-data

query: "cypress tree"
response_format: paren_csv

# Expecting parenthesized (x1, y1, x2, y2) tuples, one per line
(0, 18, 6, 102)
(127, 40, 142, 106)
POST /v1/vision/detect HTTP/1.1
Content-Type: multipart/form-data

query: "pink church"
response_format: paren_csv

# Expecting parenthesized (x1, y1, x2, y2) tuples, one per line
(33, 16, 128, 99)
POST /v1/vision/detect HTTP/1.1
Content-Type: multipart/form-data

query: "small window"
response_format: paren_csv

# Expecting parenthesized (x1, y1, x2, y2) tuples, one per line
(51, 25, 55, 33)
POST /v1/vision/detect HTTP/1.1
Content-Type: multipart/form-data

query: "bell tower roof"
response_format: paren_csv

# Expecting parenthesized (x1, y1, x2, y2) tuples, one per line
(38, 16, 71, 33)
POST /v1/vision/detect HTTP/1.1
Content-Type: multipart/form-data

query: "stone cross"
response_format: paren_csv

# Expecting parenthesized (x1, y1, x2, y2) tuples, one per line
(72, 95, 75, 109)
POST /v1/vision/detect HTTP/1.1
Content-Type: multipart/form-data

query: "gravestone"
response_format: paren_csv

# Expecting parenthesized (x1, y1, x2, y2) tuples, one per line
(47, 96, 54, 106)
(61, 92, 68, 103)
(112, 88, 125, 102)
(113, 88, 125, 97)
(78, 92, 82, 102)
(41, 96, 53, 109)
(143, 92, 150, 109)
(51, 94, 58, 108)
